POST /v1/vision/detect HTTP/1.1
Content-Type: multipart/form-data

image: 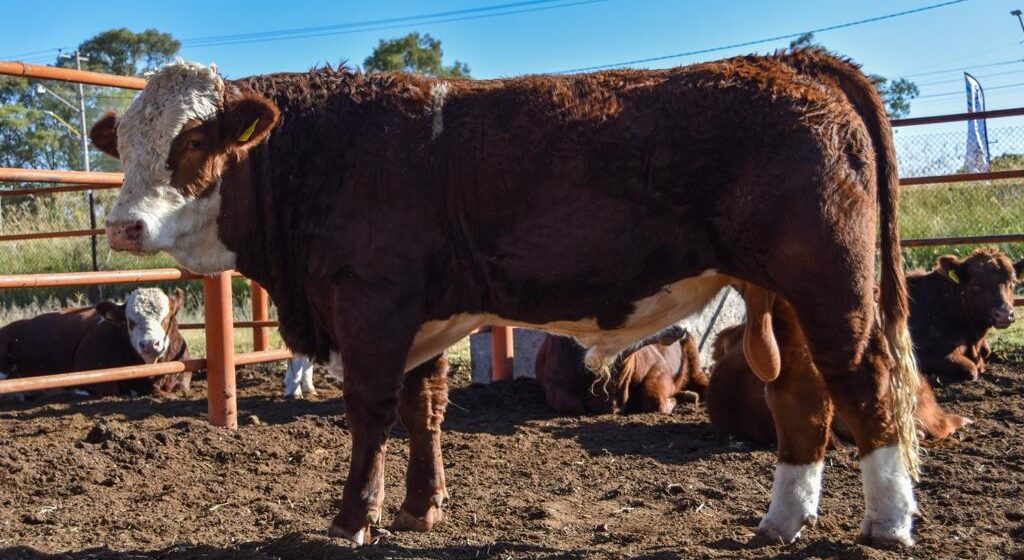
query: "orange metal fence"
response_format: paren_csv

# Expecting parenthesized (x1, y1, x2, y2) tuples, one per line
(0, 61, 284, 430)
(2, 59, 1023, 397)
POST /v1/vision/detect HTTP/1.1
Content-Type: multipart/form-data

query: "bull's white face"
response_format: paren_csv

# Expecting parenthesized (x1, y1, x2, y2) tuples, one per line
(124, 288, 174, 364)
(94, 60, 279, 274)
(104, 61, 235, 273)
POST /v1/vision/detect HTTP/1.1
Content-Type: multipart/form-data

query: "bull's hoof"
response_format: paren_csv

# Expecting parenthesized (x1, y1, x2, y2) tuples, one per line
(749, 514, 816, 547)
(328, 509, 379, 545)
(392, 506, 445, 532)
(858, 519, 914, 548)
(327, 521, 369, 545)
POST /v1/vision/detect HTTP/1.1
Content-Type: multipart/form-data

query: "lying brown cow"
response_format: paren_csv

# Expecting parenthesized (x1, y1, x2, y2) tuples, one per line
(706, 299, 970, 447)
(534, 325, 706, 415)
(0, 288, 190, 396)
(907, 249, 1023, 383)
(94, 49, 923, 546)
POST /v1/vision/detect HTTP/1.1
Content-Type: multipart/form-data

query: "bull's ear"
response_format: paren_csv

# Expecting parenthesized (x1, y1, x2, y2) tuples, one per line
(937, 255, 965, 284)
(1014, 258, 1024, 280)
(89, 111, 120, 159)
(220, 94, 279, 151)
(168, 288, 185, 317)
(96, 301, 126, 323)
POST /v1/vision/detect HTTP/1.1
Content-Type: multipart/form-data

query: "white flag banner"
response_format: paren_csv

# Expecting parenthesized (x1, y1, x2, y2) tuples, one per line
(964, 72, 991, 173)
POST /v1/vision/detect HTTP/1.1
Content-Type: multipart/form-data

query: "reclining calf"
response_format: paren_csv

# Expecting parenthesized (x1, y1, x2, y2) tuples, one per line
(92, 50, 922, 547)
(0, 288, 190, 396)
(906, 249, 1023, 383)
(534, 325, 706, 414)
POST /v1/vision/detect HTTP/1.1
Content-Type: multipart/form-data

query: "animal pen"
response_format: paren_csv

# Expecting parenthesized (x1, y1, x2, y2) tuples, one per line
(0, 59, 1022, 427)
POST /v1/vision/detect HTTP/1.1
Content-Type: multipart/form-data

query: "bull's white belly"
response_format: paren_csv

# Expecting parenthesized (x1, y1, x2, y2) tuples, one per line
(405, 271, 729, 371)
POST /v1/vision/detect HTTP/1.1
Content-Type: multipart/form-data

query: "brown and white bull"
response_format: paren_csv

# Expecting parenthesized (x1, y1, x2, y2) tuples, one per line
(0, 288, 190, 395)
(907, 249, 1023, 382)
(91, 50, 922, 547)
(706, 298, 971, 448)
(534, 325, 706, 415)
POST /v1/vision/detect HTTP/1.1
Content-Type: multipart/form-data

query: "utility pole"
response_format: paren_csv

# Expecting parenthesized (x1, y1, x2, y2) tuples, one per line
(1013, 10, 1024, 34)
(60, 49, 101, 299)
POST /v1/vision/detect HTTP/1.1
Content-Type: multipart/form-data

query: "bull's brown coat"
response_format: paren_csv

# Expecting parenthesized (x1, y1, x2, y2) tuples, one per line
(93, 49, 922, 545)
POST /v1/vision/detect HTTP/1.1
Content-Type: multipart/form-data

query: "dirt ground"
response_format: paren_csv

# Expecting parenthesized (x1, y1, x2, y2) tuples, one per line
(1, 359, 1022, 560)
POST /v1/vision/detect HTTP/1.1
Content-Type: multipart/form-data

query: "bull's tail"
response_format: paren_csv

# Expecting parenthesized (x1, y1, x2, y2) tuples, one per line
(786, 50, 921, 478)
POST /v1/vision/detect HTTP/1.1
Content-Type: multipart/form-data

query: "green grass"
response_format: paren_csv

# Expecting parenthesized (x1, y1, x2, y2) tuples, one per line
(989, 320, 1024, 363)
(899, 179, 1024, 271)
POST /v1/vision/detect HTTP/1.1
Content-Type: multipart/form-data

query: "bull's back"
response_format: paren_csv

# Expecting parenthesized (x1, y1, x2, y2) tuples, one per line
(431, 56, 868, 324)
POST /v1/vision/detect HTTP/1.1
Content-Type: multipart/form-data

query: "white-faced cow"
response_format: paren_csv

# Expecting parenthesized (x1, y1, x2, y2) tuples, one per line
(283, 353, 347, 398)
(0, 288, 189, 396)
(283, 355, 316, 398)
(91, 50, 922, 547)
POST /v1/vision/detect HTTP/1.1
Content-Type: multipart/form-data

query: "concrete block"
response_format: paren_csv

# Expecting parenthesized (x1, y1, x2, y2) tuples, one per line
(470, 331, 492, 384)
(512, 328, 546, 379)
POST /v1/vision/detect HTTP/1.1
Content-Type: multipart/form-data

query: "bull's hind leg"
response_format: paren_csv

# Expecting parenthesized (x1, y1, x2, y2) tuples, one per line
(393, 353, 450, 532)
(752, 299, 833, 545)
(824, 328, 916, 546)
(785, 292, 916, 547)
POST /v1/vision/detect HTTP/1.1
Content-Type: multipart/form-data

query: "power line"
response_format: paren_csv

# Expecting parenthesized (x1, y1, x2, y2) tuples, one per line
(899, 57, 1024, 78)
(182, 0, 607, 49)
(0, 47, 63, 60)
(183, 0, 572, 45)
(915, 80, 1024, 99)
(555, 0, 972, 73)
(893, 40, 1022, 77)
(915, 68, 1024, 87)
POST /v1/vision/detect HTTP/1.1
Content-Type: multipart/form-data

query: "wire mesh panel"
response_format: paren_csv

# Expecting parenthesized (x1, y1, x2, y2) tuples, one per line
(894, 123, 1024, 269)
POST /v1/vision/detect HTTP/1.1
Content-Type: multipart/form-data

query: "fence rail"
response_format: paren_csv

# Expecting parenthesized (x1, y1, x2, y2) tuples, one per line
(0, 60, 146, 89)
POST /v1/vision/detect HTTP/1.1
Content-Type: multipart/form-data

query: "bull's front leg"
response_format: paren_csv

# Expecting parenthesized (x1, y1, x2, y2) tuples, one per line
(393, 353, 450, 532)
(328, 290, 420, 545)
(927, 350, 979, 383)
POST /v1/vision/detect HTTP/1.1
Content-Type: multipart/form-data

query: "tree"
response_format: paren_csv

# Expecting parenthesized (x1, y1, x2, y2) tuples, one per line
(0, 28, 181, 175)
(788, 33, 919, 119)
(73, 28, 180, 76)
(364, 33, 470, 78)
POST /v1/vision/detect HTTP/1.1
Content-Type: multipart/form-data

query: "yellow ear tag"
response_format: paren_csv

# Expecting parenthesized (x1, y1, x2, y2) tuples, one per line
(237, 117, 260, 142)
(948, 269, 960, 284)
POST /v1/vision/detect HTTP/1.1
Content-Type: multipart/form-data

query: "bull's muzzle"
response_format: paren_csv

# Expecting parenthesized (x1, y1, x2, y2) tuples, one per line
(105, 219, 145, 252)
(993, 307, 1015, 329)
(139, 338, 165, 362)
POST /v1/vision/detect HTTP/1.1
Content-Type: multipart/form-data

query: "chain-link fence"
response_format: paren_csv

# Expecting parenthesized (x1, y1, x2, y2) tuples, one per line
(894, 121, 1024, 270)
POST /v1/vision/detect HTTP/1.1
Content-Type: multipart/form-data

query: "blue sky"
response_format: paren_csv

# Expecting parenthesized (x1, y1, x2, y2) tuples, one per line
(2, 0, 1023, 119)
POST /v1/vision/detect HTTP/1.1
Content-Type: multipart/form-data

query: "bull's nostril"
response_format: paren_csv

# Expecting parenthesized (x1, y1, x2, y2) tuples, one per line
(124, 220, 144, 241)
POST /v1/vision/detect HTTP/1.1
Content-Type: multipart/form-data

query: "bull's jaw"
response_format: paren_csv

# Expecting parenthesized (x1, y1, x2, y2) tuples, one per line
(149, 188, 237, 274)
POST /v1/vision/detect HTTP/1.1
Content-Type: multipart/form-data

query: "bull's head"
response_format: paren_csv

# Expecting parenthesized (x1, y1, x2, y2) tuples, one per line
(96, 288, 185, 364)
(89, 61, 279, 273)
(937, 249, 1023, 329)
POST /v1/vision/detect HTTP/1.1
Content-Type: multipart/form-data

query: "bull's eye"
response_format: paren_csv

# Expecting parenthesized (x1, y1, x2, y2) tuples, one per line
(187, 139, 204, 150)
(127, 319, 137, 330)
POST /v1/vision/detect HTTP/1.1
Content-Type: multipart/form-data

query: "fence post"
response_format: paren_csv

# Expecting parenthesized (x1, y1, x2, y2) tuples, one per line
(490, 326, 514, 381)
(203, 272, 237, 429)
(251, 280, 269, 352)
